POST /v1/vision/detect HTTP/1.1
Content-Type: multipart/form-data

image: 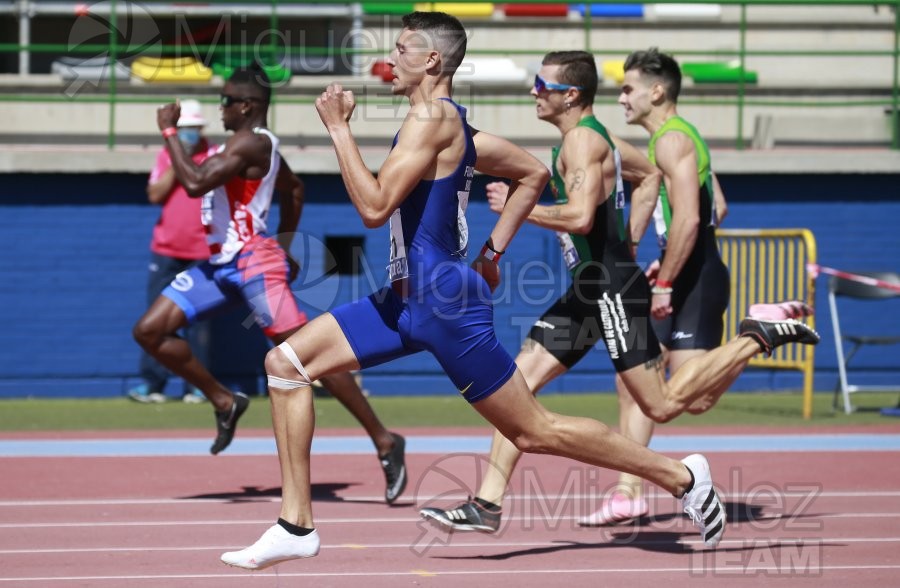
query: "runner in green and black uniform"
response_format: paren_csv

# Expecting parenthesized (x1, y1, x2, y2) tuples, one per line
(647, 115, 729, 350)
(591, 47, 733, 526)
(530, 114, 661, 372)
(419, 50, 817, 542)
(578, 46, 814, 528)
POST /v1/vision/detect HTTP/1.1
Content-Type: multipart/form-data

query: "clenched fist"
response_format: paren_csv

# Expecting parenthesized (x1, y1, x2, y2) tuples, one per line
(315, 83, 356, 131)
(485, 181, 509, 215)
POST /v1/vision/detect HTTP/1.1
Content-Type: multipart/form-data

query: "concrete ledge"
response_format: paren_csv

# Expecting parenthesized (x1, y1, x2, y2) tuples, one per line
(3, 143, 900, 175)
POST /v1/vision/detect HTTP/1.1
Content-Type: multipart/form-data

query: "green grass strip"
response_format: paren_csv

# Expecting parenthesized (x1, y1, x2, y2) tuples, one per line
(1, 392, 897, 432)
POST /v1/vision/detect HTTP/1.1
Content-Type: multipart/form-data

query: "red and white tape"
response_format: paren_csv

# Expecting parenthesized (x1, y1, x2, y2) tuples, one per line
(806, 263, 900, 293)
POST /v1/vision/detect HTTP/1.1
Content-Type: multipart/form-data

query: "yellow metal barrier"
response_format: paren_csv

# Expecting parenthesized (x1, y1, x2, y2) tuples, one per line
(717, 229, 818, 419)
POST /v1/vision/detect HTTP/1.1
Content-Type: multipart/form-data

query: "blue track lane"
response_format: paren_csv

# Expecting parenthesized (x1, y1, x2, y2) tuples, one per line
(1, 434, 899, 457)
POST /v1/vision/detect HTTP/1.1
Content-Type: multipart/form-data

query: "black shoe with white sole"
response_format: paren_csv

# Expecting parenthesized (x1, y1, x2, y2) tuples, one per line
(380, 432, 407, 504)
(419, 498, 501, 533)
(739, 318, 820, 356)
(210, 392, 249, 455)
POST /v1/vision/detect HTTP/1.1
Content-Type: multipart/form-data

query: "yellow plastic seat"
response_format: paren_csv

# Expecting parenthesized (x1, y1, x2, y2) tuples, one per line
(413, 3, 494, 17)
(131, 56, 213, 83)
(602, 60, 625, 85)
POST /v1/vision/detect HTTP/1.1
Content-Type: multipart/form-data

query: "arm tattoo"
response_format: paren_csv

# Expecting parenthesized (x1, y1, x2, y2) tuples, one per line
(567, 169, 586, 194)
(545, 206, 563, 219)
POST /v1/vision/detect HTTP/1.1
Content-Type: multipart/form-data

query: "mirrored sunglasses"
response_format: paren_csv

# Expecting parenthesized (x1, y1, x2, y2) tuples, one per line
(533, 74, 583, 93)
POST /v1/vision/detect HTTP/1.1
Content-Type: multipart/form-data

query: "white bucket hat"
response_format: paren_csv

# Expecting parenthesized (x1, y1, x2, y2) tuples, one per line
(177, 99, 208, 127)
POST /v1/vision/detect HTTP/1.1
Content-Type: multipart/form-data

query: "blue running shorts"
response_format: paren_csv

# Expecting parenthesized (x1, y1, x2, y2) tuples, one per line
(331, 264, 516, 404)
(162, 235, 307, 337)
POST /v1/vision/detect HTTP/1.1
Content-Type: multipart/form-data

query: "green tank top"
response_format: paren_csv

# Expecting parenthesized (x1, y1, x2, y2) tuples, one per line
(647, 116, 717, 250)
(550, 115, 627, 276)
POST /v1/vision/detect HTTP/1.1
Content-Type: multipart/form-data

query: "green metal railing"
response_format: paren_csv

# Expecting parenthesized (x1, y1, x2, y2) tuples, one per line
(0, 0, 898, 149)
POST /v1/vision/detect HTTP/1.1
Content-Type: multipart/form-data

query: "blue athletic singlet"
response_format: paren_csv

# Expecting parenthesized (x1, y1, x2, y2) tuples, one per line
(330, 99, 517, 403)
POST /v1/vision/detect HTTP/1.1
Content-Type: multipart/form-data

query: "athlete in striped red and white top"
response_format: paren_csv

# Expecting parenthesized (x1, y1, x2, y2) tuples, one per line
(133, 67, 406, 480)
(201, 125, 280, 265)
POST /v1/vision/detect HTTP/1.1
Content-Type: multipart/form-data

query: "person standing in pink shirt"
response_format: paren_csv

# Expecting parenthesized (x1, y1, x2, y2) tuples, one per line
(129, 99, 217, 404)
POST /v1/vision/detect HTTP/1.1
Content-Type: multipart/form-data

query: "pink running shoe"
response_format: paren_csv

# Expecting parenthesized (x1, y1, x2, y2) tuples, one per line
(748, 300, 814, 321)
(577, 492, 650, 527)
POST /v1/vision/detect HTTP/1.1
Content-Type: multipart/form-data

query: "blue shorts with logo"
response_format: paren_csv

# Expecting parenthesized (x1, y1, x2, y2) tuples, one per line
(162, 236, 307, 338)
(330, 263, 516, 404)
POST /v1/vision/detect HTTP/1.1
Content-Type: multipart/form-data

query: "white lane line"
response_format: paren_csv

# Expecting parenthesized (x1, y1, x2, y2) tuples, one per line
(2, 490, 900, 507)
(2, 564, 900, 582)
(2, 536, 900, 555)
(1, 511, 899, 529)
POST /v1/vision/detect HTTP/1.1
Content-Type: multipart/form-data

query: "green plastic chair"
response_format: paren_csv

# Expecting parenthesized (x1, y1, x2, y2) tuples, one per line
(363, 2, 415, 14)
(682, 61, 758, 84)
(211, 55, 291, 84)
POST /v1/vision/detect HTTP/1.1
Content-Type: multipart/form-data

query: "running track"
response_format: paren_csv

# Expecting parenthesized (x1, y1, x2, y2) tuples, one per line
(2, 424, 899, 587)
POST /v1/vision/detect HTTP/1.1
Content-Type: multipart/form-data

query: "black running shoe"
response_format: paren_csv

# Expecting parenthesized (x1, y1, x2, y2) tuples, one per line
(380, 432, 407, 504)
(738, 318, 820, 356)
(419, 498, 501, 533)
(210, 392, 249, 455)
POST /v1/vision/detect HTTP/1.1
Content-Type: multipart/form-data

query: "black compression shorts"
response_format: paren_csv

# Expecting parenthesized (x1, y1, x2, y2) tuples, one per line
(527, 262, 662, 372)
(652, 251, 730, 351)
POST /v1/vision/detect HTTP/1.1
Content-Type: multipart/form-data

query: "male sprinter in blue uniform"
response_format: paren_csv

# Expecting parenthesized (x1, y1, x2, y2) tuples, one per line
(222, 13, 731, 570)
(136, 67, 407, 503)
(417, 51, 819, 538)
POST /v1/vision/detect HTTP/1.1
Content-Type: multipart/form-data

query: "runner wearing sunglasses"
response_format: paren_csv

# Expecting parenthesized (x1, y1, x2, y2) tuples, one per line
(420, 50, 818, 541)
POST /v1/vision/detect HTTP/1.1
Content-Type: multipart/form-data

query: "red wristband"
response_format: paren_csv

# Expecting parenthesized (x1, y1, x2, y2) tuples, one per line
(480, 244, 502, 263)
(655, 279, 673, 289)
(161, 127, 178, 139)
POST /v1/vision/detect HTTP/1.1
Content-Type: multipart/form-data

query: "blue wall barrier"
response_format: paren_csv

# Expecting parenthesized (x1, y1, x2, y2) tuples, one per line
(0, 172, 897, 398)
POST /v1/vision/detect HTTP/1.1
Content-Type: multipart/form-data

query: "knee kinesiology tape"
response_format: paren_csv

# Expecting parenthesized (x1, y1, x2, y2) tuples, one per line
(267, 342, 312, 390)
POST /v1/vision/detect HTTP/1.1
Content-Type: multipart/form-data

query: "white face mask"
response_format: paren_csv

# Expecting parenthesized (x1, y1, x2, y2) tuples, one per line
(177, 128, 202, 150)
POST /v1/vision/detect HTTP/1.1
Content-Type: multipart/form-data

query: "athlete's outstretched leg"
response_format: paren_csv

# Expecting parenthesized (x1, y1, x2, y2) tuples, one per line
(620, 338, 757, 423)
(418, 341, 568, 534)
(474, 371, 688, 494)
(576, 373, 655, 527)
(472, 369, 725, 547)
(475, 341, 568, 504)
(222, 313, 360, 570)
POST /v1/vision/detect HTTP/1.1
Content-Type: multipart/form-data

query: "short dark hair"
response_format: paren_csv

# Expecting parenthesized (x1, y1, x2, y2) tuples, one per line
(227, 63, 272, 105)
(542, 51, 598, 107)
(623, 47, 682, 103)
(401, 11, 467, 74)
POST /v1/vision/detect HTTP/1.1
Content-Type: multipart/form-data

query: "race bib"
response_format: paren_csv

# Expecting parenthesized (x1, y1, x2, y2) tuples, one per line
(653, 199, 668, 250)
(456, 164, 474, 256)
(388, 209, 409, 282)
(614, 149, 626, 210)
(556, 231, 581, 270)
(200, 192, 214, 226)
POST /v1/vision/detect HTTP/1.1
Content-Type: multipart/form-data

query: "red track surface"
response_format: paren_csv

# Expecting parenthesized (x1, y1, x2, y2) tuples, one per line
(2, 428, 899, 587)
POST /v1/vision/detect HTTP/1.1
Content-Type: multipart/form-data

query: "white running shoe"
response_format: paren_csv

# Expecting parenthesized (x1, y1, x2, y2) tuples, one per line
(221, 525, 320, 570)
(680, 454, 726, 548)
